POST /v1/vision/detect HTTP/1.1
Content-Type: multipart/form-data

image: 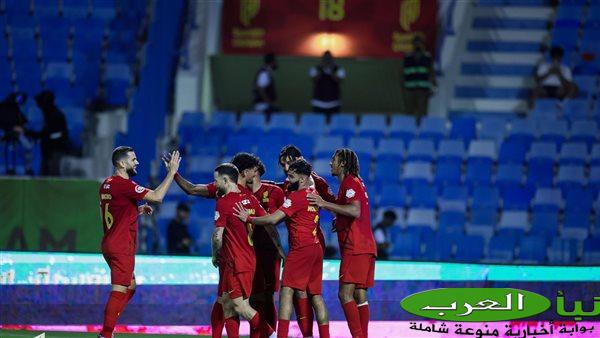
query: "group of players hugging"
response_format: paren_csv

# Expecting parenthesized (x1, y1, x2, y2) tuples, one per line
(98, 144, 376, 338)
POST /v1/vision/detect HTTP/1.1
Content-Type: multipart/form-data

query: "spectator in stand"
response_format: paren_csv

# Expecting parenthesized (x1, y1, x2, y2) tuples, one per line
(252, 52, 280, 116)
(167, 202, 193, 255)
(403, 36, 437, 120)
(532, 46, 576, 105)
(0, 92, 34, 175)
(310, 50, 346, 121)
(34, 91, 70, 176)
(373, 210, 398, 260)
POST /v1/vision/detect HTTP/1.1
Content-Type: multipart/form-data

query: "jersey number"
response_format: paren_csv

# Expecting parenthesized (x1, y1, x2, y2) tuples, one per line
(246, 223, 254, 246)
(104, 203, 114, 229)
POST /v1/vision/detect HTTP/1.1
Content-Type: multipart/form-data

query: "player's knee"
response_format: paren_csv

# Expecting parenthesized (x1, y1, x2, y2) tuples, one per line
(338, 289, 353, 302)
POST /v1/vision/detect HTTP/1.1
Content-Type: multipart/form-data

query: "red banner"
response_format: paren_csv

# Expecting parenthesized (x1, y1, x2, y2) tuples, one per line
(221, 0, 438, 58)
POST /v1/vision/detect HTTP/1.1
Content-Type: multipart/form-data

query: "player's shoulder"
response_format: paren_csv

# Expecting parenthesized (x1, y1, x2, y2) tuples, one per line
(264, 182, 284, 193)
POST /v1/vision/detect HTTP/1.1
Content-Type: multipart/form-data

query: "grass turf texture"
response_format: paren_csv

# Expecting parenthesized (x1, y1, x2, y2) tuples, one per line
(0, 330, 250, 338)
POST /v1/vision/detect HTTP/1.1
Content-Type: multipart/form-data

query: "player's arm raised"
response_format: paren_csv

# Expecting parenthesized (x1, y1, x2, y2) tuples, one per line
(307, 193, 361, 218)
(211, 227, 224, 267)
(161, 153, 213, 197)
(144, 151, 181, 203)
(233, 202, 287, 226)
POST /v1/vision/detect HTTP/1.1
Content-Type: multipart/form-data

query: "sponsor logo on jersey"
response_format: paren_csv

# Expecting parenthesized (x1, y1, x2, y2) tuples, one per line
(135, 185, 145, 193)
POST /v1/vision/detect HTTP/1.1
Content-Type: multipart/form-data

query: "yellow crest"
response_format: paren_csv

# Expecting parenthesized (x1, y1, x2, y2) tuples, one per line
(399, 0, 420, 31)
(240, 0, 261, 27)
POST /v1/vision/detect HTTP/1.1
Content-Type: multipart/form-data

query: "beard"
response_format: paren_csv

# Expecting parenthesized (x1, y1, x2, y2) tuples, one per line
(217, 186, 227, 196)
(287, 181, 299, 192)
(126, 167, 137, 177)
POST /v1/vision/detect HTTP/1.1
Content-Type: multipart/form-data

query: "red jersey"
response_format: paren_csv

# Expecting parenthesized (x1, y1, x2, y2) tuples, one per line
(99, 175, 149, 254)
(215, 191, 267, 273)
(252, 182, 285, 251)
(279, 186, 321, 250)
(206, 182, 250, 199)
(278, 172, 336, 202)
(335, 174, 377, 255)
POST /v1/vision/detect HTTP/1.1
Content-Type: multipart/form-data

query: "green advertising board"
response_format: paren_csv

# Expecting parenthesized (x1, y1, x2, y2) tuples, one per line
(0, 178, 103, 252)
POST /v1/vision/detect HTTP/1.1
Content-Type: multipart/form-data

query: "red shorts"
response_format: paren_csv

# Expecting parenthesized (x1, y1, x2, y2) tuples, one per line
(339, 253, 375, 289)
(221, 264, 254, 300)
(252, 249, 281, 294)
(103, 252, 135, 286)
(282, 244, 323, 295)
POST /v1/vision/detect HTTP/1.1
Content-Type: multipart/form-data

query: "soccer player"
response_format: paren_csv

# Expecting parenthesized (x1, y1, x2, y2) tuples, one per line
(98, 147, 181, 338)
(234, 159, 330, 338)
(169, 152, 283, 337)
(307, 148, 376, 338)
(211, 163, 275, 338)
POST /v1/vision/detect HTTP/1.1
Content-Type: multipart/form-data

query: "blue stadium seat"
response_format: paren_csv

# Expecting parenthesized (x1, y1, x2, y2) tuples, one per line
(402, 161, 433, 189)
(358, 114, 387, 142)
(507, 119, 535, 146)
(564, 187, 594, 213)
(348, 137, 375, 157)
(538, 120, 568, 147)
(105, 63, 131, 80)
(373, 159, 401, 185)
(45, 62, 73, 79)
(207, 111, 235, 133)
(592, 146, 600, 165)
(406, 208, 436, 230)
(407, 139, 435, 162)
(531, 188, 563, 212)
(389, 232, 420, 260)
(496, 163, 523, 190)
(104, 78, 129, 105)
(548, 238, 579, 264)
(561, 211, 590, 240)
(502, 185, 534, 210)
(389, 114, 417, 144)
(439, 210, 465, 233)
(418, 116, 447, 145)
(499, 210, 528, 232)
(450, 116, 477, 146)
(178, 111, 204, 131)
(551, 26, 579, 52)
(377, 138, 405, 161)
(224, 133, 254, 155)
(329, 114, 356, 140)
(466, 207, 496, 241)
(528, 142, 557, 165)
(472, 186, 500, 210)
(563, 99, 590, 120)
(255, 134, 286, 158)
(454, 234, 484, 262)
(556, 165, 586, 191)
(314, 136, 344, 158)
(516, 235, 547, 264)
(526, 161, 554, 188)
(434, 161, 462, 187)
(530, 210, 559, 242)
(468, 139, 497, 163)
(465, 160, 492, 187)
(422, 232, 455, 261)
(530, 99, 561, 119)
(582, 238, 600, 264)
(41, 36, 70, 62)
(5, 0, 33, 15)
(298, 113, 326, 136)
(559, 142, 588, 165)
(570, 120, 598, 148)
(268, 112, 296, 135)
(478, 117, 507, 143)
(409, 183, 437, 208)
(378, 184, 407, 207)
(187, 155, 219, 175)
(499, 139, 528, 164)
(239, 111, 267, 134)
(439, 185, 468, 212)
(437, 139, 465, 165)
(486, 234, 517, 262)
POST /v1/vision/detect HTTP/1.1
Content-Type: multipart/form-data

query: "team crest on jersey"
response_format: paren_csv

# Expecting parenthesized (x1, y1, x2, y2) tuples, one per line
(241, 199, 251, 205)
(135, 185, 145, 193)
(283, 198, 292, 208)
(214, 211, 220, 221)
(346, 189, 356, 198)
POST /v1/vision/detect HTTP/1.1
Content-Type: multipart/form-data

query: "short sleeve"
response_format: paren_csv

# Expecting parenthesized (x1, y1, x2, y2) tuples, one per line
(122, 180, 149, 201)
(206, 182, 217, 198)
(256, 71, 270, 87)
(278, 193, 304, 218)
(214, 200, 227, 228)
(342, 179, 360, 203)
(270, 186, 286, 211)
(336, 68, 346, 79)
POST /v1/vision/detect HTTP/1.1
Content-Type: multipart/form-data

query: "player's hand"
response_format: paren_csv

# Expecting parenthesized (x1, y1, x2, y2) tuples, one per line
(166, 150, 181, 174)
(233, 202, 249, 222)
(161, 153, 172, 171)
(138, 204, 153, 215)
(307, 193, 324, 207)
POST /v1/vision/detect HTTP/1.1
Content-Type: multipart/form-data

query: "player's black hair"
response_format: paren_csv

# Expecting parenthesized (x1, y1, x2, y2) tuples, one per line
(177, 202, 190, 212)
(215, 163, 239, 183)
(334, 148, 360, 177)
(231, 152, 260, 173)
(278, 145, 302, 162)
(257, 160, 266, 177)
(112, 146, 134, 167)
(550, 46, 564, 59)
(264, 52, 276, 65)
(288, 158, 312, 177)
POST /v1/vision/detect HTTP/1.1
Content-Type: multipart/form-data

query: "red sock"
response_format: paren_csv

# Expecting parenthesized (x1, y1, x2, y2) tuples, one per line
(294, 296, 314, 337)
(318, 324, 330, 338)
(211, 302, 224, 338)
(101, 291, 128, 337)
(248, 312, 264, 338)
(357, 303, 369, 338)
(277, 319, 290, 338)
(224, 316, 240, 338)
(342, 300, 363, 338)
